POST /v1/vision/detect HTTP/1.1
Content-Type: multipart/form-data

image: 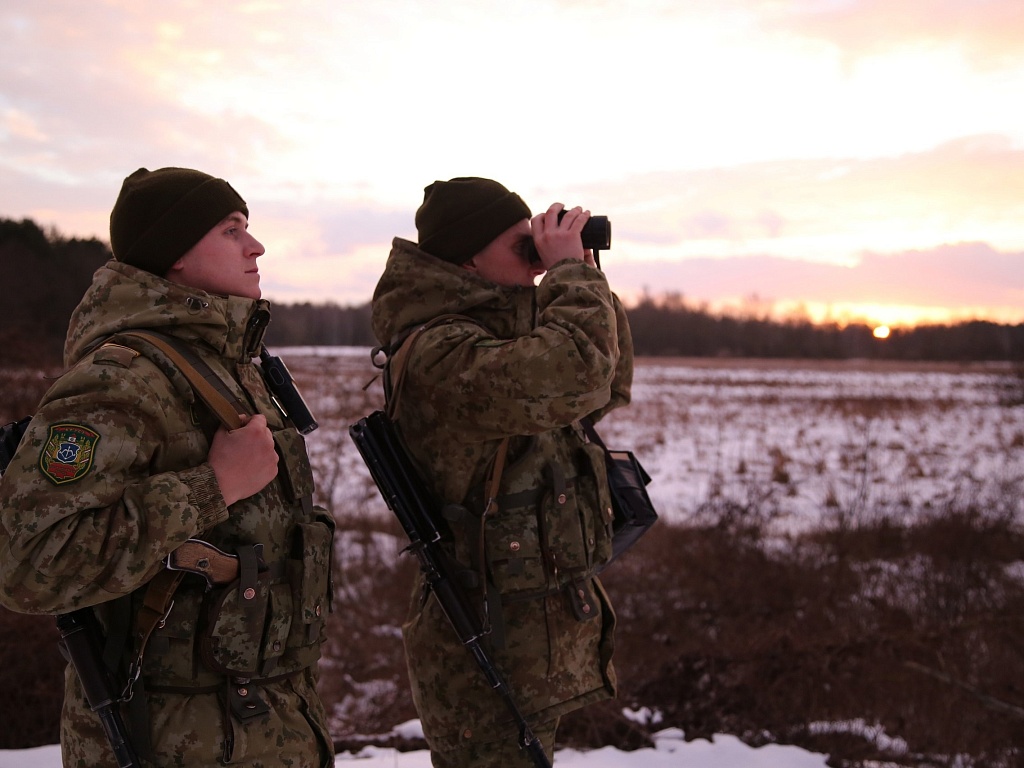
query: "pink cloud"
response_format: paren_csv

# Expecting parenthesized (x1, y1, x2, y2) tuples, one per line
(606, 242, 1022, 313)
(609, 135, 1024, 247)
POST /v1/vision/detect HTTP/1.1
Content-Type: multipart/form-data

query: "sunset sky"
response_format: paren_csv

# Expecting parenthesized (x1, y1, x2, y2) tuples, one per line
(2, 0, 1022, 326)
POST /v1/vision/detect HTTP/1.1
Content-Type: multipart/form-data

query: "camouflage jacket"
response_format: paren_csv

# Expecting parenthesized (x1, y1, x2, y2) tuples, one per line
(371, 238, 633, 751)
(0, 260, 333, 766)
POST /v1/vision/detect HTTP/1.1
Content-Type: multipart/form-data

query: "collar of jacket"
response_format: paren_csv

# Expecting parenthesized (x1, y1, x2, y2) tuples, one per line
(65, 259, 270, 367)
(371, 238, 537, 349)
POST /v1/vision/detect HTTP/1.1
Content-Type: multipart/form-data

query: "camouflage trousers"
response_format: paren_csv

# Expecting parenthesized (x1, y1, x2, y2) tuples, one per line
(403, 576, 616, 758)
(429, 719, 558, 768)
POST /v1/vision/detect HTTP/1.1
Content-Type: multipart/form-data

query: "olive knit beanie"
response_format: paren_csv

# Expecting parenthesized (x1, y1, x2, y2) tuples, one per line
(110, 167, 248, 275)
(415, 177, 531, 264)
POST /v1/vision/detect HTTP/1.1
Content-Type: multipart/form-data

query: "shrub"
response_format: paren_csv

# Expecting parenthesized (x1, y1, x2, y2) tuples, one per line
(0, 611, 64, 748)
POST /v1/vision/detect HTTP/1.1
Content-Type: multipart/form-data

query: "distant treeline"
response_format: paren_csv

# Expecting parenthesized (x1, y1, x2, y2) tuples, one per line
(2, 217, 1021, 364)
(627, 294, 1024, 361)
(0, 218, 112, 365)
(0, 217, 376, 364)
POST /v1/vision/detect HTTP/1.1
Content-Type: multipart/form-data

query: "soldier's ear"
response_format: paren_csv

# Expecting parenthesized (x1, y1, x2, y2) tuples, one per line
(461, 256, 479, 273)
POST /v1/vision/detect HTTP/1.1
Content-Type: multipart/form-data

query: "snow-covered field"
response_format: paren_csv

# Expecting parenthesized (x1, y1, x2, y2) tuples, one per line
(295, 348, 1023, 533)
(1, 725, 835, 767)
(4, 351, 1019, 766)
(606, 357, 1023, 533)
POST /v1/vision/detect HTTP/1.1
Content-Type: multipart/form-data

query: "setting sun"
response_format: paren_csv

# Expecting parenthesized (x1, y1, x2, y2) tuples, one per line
(873, 326, 891, 339)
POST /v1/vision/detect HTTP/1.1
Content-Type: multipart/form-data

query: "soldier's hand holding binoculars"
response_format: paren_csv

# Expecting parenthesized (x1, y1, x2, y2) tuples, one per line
(530, 204, 595, 269)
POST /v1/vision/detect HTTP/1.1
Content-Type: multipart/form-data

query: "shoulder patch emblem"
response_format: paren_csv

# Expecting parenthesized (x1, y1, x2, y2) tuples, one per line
(39, 423, 101, 485)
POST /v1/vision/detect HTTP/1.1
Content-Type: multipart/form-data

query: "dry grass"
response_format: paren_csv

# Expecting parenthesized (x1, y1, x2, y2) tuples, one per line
(298, 354, 1024, 765)
(636, 356, 1016, 375)
(0, 613, 63, 748)
(592, 509, 1024, 766)
(1, 352, 1022, 766)
(0, 367, 61, 425)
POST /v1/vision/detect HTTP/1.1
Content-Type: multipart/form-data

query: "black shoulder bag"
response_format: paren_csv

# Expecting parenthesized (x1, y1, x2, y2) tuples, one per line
(581, 418, 658, 567)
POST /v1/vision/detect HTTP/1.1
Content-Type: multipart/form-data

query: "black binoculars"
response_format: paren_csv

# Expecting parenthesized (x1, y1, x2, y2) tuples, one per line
(526, 212, 611, 265)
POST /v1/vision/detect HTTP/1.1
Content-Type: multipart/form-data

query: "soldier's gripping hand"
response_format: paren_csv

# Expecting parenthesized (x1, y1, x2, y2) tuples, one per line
(207, 413, 279, 506)
(531, 203, 596, 269)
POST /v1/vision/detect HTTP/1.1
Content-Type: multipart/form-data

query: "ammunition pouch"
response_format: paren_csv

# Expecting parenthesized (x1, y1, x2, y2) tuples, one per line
(449, 428, 616, 654)
(289, 515, 335, 648)
(201, 545, 273, 677)
(143, 512, 334, 688)
(464, 437, 615, 601)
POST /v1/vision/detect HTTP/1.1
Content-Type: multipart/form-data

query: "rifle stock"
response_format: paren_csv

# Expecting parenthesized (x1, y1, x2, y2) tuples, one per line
(56, 609, 141, 768)
(349, 411, 552, 768)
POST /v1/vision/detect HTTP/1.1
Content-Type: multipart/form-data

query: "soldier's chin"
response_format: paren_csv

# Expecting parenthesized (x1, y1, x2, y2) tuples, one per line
(244, 274, 261, 300)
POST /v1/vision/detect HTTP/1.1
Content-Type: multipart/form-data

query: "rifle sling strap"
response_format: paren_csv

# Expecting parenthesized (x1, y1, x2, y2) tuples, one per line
(478, 436, 510, 646)
(386, 313, 477, 421)
(385, 312, 513, 522)
(117, 330, 249, 430)
(95, 331, 252, 749)
(125, 568, 186, 761)
(386, 314, 513, 645)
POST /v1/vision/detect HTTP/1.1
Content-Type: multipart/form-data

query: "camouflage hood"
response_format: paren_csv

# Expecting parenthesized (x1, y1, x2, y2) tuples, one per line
(64, 259, 268, 368)
(371, 238, 539, 349)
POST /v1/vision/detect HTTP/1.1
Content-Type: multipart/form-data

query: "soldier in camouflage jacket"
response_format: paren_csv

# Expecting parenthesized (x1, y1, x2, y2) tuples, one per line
(371, 178, 633, 767)
(0, 168, 334, 767)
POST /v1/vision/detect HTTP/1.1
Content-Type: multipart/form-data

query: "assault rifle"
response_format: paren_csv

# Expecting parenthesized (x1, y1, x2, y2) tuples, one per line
(56, 610, 141, 768)
(349, 411, 553, 768)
